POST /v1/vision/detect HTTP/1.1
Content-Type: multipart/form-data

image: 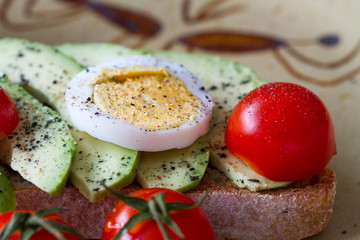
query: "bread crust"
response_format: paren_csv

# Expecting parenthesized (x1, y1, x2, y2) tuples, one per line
(13, 167, 336, 240)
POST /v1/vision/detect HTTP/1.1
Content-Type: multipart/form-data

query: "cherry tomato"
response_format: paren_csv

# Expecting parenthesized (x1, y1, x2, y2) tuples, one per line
(0, 87, 19, 138)
(102, 188, 214, 240)
(225, 82, 336, 181)
(0, 209, 81, 240)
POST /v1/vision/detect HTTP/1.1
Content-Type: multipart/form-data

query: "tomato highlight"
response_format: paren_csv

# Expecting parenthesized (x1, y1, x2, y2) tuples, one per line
(225, 82, 336, 182)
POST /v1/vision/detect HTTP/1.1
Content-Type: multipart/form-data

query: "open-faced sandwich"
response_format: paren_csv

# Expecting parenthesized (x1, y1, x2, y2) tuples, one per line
(0, 38, 336, 240)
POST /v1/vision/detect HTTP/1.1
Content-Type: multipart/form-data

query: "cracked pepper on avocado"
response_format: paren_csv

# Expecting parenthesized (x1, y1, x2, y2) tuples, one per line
(0, 38, 336, 208)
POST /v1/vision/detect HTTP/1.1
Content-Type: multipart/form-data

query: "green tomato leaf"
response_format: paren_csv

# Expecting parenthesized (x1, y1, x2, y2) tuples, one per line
(151, 193, 168, 217)
(103, 184, 148, 212)
(0, 212, 30, 240)
(166, 190, 209, 212)
(148, 198, 171, 240)
(19, 228, 38, 240)
(33, 208, 64, 219)
(46, 220, 86, 239)
(27, 216, 66, 240)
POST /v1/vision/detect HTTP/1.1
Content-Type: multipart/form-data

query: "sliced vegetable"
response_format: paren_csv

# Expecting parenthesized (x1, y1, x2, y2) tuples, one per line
(225, 82, 336, 181)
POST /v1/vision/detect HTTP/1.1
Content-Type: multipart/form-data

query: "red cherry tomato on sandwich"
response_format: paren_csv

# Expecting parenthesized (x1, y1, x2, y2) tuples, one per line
(102, 188, 214, 240)
(0, 209, 81, 240)
(0, 87, 19, 138)
(225, 82, 336, 182)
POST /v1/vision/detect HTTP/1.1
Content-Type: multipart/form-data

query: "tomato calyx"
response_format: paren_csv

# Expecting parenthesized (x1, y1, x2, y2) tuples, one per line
(0, 208, 84, 240)
(103, 185, 208, 240)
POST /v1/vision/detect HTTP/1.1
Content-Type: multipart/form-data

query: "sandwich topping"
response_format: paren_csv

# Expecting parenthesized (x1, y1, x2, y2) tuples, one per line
(225, 82, 336, 182)
(65, 55, 213, 152)
(90, 66, 201, 130)
(0, 37, 336, 205)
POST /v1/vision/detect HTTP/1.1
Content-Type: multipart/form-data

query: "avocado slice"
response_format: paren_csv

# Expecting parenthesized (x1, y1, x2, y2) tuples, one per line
(58, 43, 211, 192)
(151, 51, 292, 190)
(58, 43, 291, 190)
(0, 76, 76, 194)
(69, 131, 140, 201)
(0, 165, 16, 213)
(0, 38, 139, 201)
(136, 136, 209, 192)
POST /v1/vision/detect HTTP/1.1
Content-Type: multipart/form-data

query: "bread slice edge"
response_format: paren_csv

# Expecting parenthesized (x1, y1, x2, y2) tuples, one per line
(13, 167, 336, 240)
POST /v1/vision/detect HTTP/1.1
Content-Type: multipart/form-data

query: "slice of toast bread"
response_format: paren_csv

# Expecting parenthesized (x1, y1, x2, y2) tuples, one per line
(11, 167, 336, 240)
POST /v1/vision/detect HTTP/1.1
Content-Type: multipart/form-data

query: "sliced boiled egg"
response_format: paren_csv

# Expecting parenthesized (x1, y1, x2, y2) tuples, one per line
(65, 55, 213, 151)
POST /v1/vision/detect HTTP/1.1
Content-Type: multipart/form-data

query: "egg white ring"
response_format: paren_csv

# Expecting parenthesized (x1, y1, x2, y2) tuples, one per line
(65, 55, 213, 151)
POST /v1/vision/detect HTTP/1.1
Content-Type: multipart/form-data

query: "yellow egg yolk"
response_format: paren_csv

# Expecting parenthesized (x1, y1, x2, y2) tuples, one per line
(89, 67, 201, 130)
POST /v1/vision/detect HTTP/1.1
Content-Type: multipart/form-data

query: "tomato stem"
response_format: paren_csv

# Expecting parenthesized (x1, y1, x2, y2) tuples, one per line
(0, 208, 85, 240)
(150, 193, 184, 239)
(0, 212, 30, 240)
(148, 197, 172, 240)
(103, 184, 210, 240)
(28, 216, 66, 240)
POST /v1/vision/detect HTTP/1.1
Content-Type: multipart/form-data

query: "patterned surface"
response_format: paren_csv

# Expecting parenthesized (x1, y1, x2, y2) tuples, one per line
(0, 0, 360, 239)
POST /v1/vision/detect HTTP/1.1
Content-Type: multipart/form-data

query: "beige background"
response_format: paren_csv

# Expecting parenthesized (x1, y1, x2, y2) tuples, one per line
(0, 0, 359, 239)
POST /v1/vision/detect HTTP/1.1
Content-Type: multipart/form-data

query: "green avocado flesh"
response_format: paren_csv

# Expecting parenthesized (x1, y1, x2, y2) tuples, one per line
(58, 44, 210, 192)
(0, 166, 16, 213)
(59, 43, 291, 191)
(136, 136, 210, 192)
(0, 76, 76, 195)
(151, 51, 292, 190)
(69, 131, 140, 201)
(0, 36, 290, 202)
(0, 38, 139, 201)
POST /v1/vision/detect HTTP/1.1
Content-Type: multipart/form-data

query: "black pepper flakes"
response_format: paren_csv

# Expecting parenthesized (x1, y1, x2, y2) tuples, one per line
(248, 179, 260, 183)
(190, 176, 199, 181)
(220, 146, 227, 150)
(209, 85, 217, 91)
(20, 74, 29, 84)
